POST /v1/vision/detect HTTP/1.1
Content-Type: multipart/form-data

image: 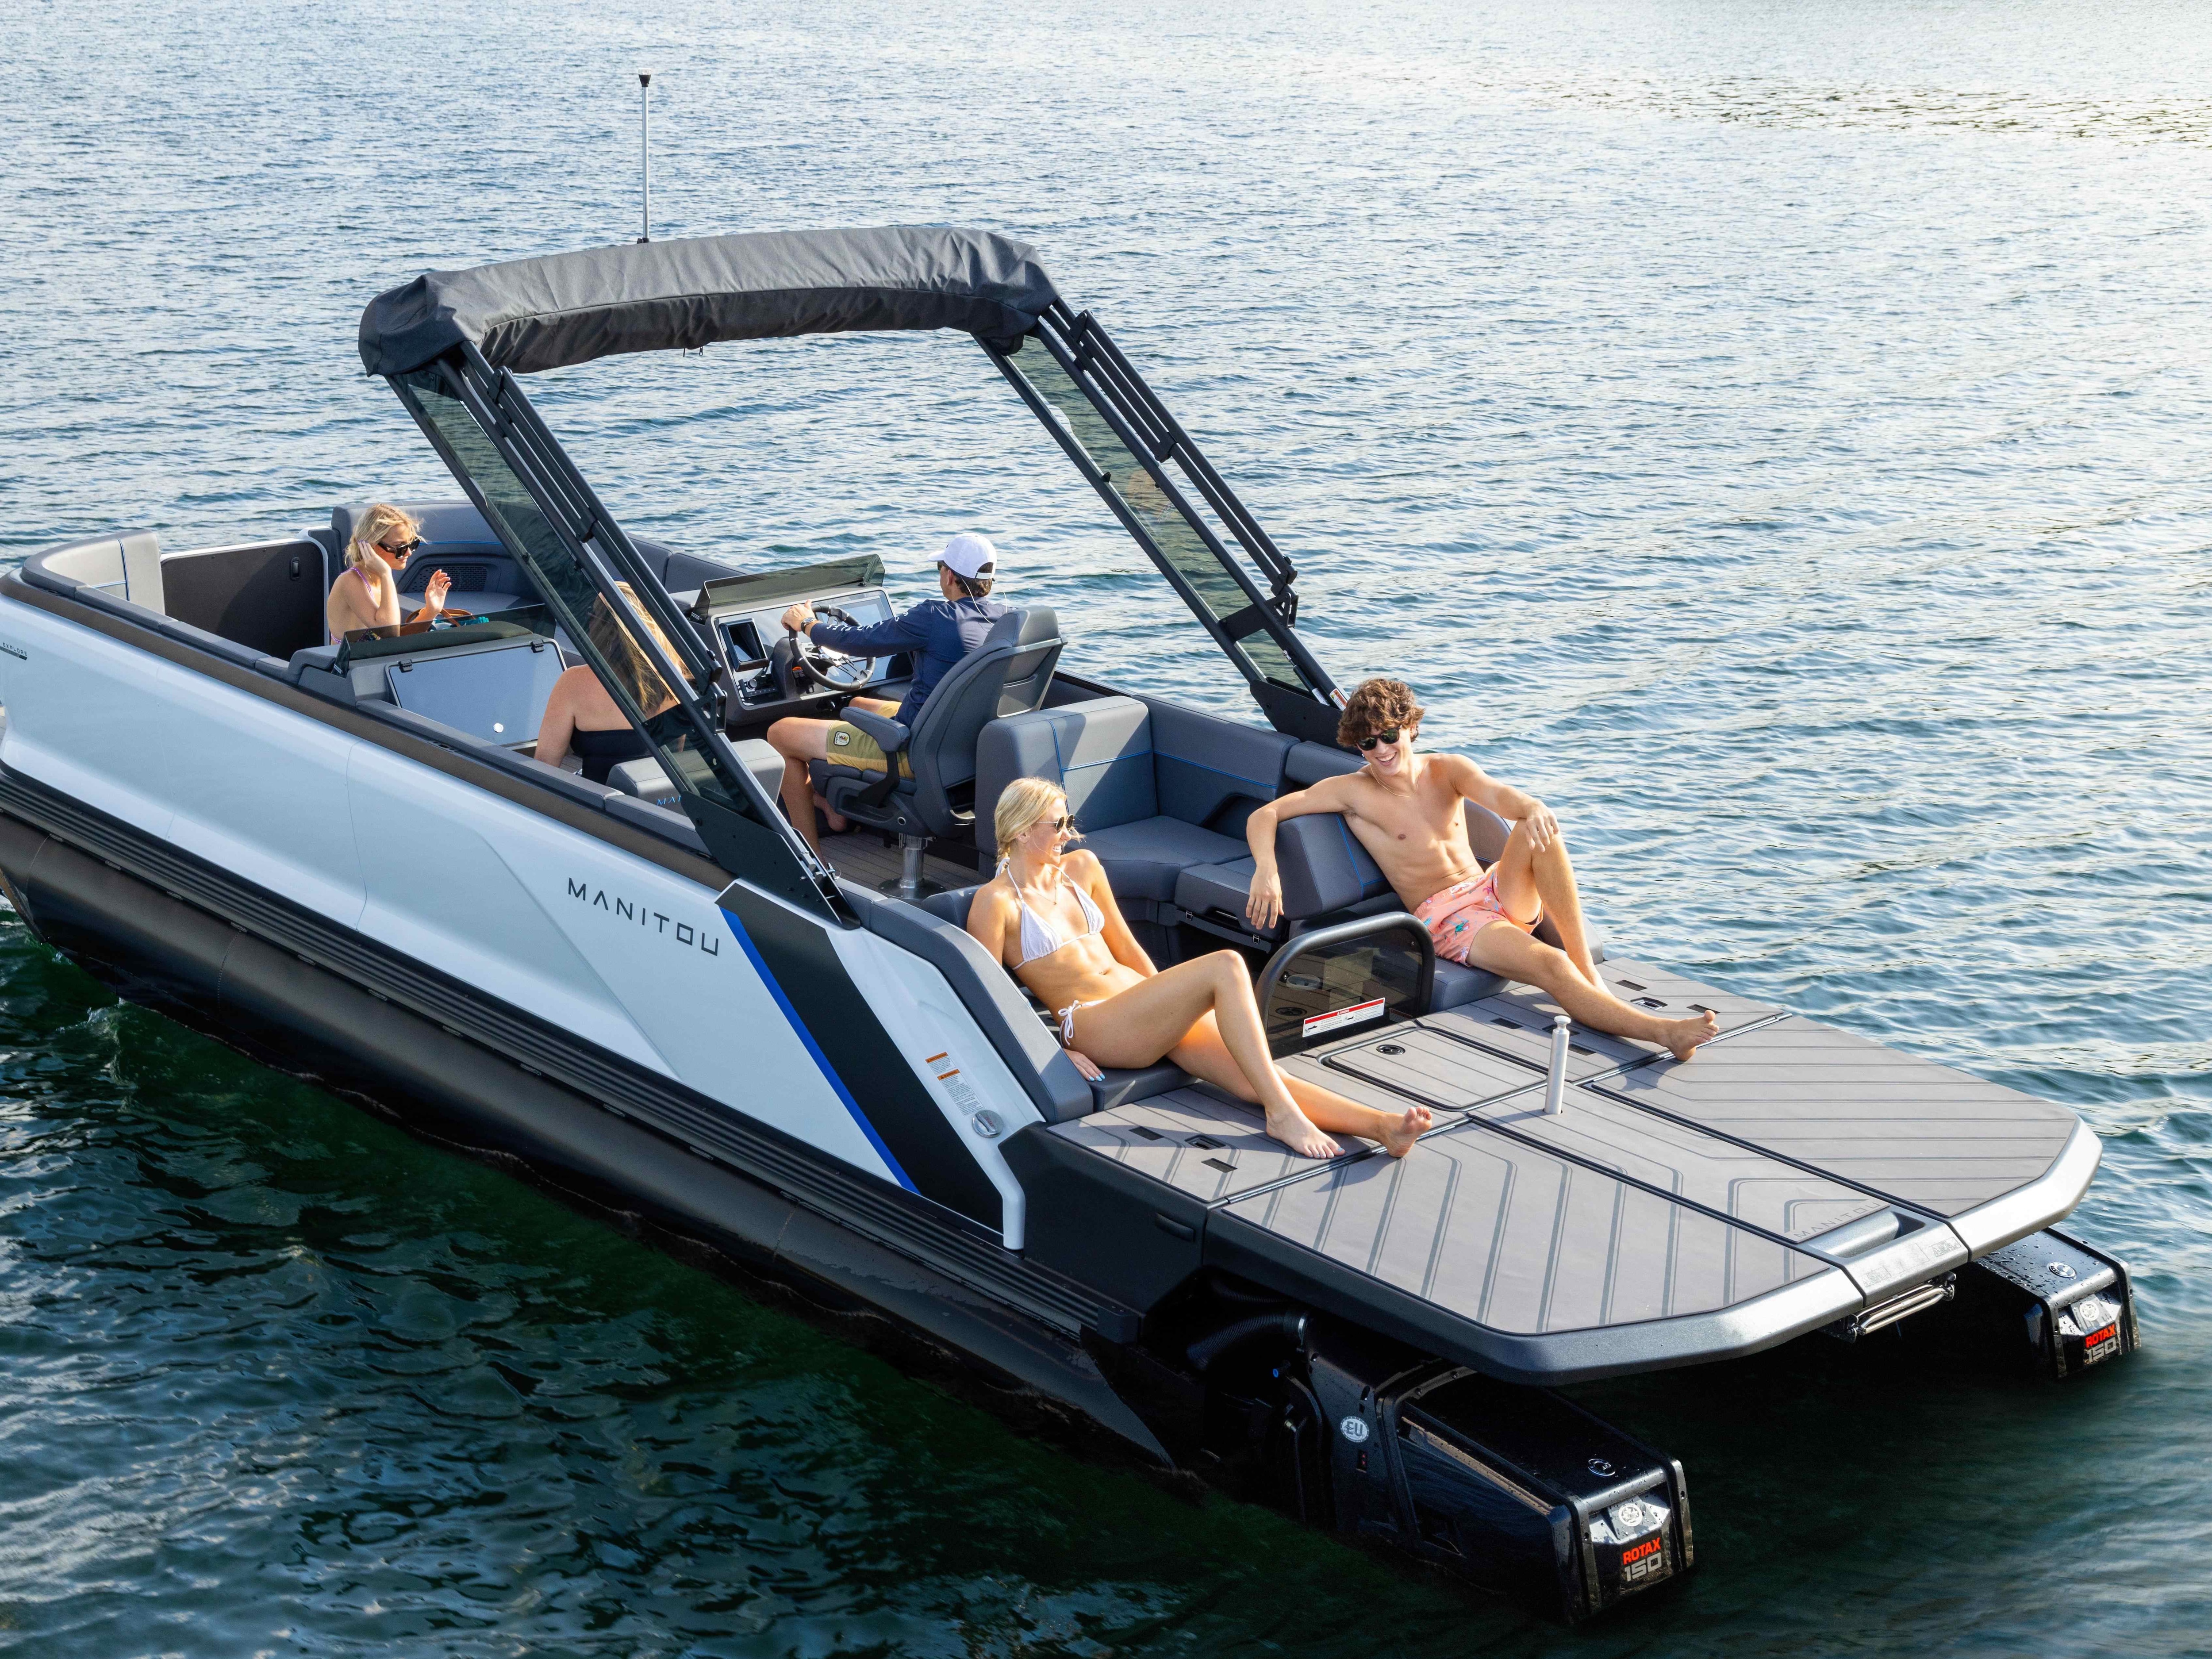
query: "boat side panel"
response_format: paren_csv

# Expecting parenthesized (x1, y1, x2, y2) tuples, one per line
(717, 881, 1010, 1228)
(0, 813, 1167, 1463)
(0, 603, 192, 845)
(342, 736, 910, 1187)
(826, 922, 1046, 1246)
(0, 590, 905, 1190)
(0, 598, 366, 927)
(0, 586, 1021, 1228)
(0, 771, 1116, 1336)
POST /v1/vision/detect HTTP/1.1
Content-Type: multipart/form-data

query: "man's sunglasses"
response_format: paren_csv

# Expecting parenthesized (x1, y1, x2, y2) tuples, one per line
(1357, 728, 1404, 751)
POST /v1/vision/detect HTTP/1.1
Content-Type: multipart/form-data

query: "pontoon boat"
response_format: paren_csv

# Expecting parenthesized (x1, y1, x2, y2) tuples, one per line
(0, 227, 2136, 1621)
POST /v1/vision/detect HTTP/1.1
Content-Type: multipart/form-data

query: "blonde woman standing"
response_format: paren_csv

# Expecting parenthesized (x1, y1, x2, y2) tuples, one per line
(966, 777, 1432, 1161)
(325, 504, 454, 643)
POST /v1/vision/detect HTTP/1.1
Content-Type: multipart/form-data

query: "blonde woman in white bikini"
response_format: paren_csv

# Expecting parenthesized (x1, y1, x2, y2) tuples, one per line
(324, 504, 455, 643)
(967, 777, 1432, 1160)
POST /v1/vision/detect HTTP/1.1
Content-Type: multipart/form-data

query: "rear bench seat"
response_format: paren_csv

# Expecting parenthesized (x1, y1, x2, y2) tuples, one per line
(975, 695, 1292, 905)
(977, 698, 1514, 1010)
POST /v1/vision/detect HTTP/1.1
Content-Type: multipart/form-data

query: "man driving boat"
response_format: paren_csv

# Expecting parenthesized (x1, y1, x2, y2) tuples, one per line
(764, 532, 1008, 851)
(1244, 678, 1719, 1061)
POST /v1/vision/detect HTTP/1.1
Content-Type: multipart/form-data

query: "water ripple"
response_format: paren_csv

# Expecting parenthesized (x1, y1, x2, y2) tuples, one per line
(4, 0, 2211, 1653)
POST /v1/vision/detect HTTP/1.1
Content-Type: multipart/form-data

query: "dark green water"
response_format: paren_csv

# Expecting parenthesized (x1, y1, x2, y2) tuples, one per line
(6, 0, 2211, 1651)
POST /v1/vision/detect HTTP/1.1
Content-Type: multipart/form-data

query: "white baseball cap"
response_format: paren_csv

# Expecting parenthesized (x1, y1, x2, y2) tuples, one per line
(938, 532, 998, 581)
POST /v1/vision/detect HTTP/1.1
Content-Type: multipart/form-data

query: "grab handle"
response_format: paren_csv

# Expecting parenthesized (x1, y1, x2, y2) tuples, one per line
(1253, 911, 1436, 1055)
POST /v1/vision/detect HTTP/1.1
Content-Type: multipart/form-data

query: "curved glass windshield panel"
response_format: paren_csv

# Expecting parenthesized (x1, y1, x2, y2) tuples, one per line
(335, 605, 553, 664)
(999, 334, 1311, 694)
(393, 366, 745, 822)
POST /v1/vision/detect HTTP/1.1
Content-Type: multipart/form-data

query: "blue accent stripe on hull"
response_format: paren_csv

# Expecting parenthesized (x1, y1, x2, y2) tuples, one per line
(718, 907, 918, 1192)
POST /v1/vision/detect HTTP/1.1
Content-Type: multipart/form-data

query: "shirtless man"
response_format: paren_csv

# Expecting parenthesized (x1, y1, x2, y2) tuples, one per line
(1244, 677, 1718, 1060)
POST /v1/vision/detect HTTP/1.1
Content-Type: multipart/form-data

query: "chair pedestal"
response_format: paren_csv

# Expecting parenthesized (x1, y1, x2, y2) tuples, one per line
(880, 833, 942, 902)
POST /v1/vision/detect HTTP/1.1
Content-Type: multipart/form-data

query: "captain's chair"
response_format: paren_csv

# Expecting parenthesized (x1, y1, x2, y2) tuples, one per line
(818, 607, 1064, 899)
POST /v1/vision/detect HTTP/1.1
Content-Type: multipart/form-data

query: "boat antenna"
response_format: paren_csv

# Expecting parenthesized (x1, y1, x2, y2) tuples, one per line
(636, 71, 653, 244)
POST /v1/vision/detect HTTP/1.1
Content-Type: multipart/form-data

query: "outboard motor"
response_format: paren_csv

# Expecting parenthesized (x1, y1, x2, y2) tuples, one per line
(1194, 1312, 1690, 1622)
(1943, 1229, 2139, 1378)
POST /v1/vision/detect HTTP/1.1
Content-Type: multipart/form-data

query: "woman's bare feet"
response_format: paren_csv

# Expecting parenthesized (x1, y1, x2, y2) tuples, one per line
(1264, 1104, 1343, 1160)
(1379, 1105, 1433, 1158)
(1664, 1010, 1720, 1061)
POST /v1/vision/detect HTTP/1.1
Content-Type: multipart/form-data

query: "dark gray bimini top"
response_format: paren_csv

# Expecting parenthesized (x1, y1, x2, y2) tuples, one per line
(358, 225, 1060, 378)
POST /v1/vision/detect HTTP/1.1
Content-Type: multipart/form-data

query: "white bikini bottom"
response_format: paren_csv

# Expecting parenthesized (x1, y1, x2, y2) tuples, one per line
(1056, 999, 1103, 1046)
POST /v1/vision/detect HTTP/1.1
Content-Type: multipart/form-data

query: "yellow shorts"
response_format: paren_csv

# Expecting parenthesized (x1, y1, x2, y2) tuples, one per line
(825, 722, 912, 778)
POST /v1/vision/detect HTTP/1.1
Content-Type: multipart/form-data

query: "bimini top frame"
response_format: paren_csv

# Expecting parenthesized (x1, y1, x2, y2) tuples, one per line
(359, 226, 1347, 906)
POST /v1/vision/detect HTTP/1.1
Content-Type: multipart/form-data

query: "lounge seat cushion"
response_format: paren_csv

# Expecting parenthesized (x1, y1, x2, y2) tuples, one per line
(921, 885, 981, 928)
(1173, 857, 1257, 923)
(1172, 810, 1394, 925)
(1431, 958, 1507, 1009)
(976, 695, 1157, 861)
(330, 500, 499, 562)
(1088, 1060, 1194, 1113)
(1284, 739, 1361, 787)
(1078, 816, 1247, 902)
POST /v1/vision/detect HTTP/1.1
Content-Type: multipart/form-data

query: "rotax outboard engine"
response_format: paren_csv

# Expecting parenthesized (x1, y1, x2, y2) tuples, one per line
(1205, 1316, 1692, 1622)
(1940, 1228, 2139, 1378)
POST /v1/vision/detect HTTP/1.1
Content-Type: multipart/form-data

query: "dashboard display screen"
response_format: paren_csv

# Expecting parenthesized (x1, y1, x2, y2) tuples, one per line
(721, 617, 766, 668)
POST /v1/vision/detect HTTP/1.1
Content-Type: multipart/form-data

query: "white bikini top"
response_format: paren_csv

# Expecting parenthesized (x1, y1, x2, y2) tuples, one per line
(1014, 879, 1104, 967)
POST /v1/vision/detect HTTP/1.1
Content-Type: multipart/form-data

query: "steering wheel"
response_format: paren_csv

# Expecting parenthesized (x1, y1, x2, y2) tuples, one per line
(788, 604, 876, 690)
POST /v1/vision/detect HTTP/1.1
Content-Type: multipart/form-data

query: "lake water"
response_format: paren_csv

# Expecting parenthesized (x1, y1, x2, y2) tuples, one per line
(4, 0, 2210, 1652)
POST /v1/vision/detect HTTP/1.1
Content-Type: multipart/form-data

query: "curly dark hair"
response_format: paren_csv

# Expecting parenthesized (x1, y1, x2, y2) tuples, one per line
(1337, 677, 1426, 749)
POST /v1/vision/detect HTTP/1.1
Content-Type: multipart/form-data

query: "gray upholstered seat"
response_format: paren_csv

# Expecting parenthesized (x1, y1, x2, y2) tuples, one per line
(820, 607, 1063, 897)
(1079, 818, 1248, 901)
(322, 500, 716, 614)
(974, 694, 1292, 906)
(324, 502, 508, 586)
(969, 695, 1590, 1016)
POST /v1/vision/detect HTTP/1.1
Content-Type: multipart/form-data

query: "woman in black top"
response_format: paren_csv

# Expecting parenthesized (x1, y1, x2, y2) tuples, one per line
(535, 584, 686, 783)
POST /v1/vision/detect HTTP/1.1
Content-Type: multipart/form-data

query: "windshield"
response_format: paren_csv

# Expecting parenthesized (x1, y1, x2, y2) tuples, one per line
(389, 357, 836, 913)
(991, 323, 1336, 736)
(335, 603, 554, 666)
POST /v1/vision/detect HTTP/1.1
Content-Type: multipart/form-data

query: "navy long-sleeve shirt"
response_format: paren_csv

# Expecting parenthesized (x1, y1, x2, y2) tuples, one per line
(807, 596, 1010, 728)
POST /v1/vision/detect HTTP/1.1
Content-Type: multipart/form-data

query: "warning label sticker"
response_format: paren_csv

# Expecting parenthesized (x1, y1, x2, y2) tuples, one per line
(1302, 998, 1386, 1040)
(922, 1048, 983, 1114)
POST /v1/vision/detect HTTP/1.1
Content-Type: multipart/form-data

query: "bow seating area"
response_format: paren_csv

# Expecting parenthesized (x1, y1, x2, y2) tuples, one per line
(315, 502, 727, 620)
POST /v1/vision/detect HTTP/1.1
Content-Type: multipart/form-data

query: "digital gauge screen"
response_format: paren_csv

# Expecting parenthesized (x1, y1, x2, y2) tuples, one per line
(721, 617, 766, 669)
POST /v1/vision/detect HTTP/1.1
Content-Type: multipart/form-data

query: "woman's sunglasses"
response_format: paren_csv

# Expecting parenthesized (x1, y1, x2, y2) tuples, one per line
(1037, 814, 1074, 834)
(378, 537, 422, 561)
(1357, 728, 1403, 751)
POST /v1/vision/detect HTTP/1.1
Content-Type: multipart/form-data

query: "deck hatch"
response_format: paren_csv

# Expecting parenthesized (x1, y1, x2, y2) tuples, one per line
(1319, 1028, 1548, 1112)
(1046, 1088, 1359, 1203)
(1214, 1123, 1837, 1338)
(1592, 1015, 2088, 1222)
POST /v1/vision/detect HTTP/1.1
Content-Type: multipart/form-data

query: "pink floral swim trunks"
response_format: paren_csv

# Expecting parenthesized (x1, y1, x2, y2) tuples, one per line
(1414, 870, 1540, 964)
